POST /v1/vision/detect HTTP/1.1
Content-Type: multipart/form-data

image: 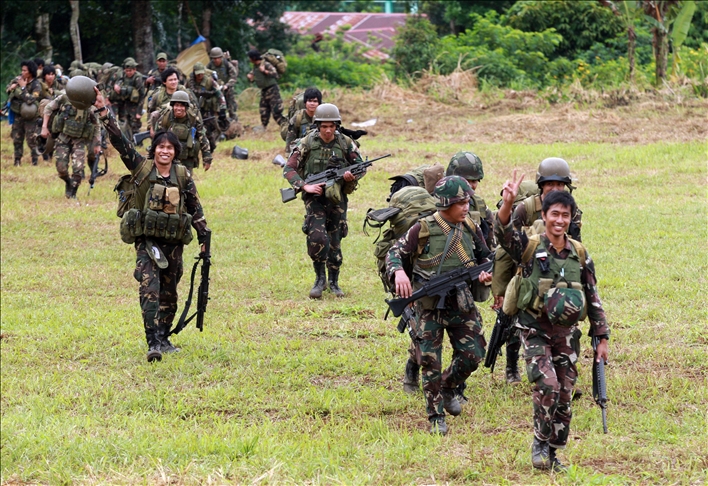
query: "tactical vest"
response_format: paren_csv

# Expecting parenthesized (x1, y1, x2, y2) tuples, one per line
(517, 235, 587, 325)
(10, 79, 40, 114)
(252, 64, 277, 90)
(295, 110, 314, 138)
(192, 73, 218, 113)
(160, 109, 200, 161)
(113, 73, 143, 103)
(468, 194, 488, 226)
(52, 102, 94, 140)
(298, 131, 351, 179)
(118, 160, 193, 245)
(522, 194, 543, 227)
(207, 61, 230, 83)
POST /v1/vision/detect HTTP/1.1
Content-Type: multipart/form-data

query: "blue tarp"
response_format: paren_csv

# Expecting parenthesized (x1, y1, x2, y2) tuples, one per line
(191, 35, 206, 46)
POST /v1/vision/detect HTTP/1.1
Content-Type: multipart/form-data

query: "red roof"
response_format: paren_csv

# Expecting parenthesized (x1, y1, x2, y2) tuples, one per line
(281, 12, 411, 60)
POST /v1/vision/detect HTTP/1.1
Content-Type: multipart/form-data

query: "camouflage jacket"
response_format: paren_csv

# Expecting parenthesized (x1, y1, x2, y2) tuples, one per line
(112, 72, 146, 106)
(250, 61, 278, 90)
(513, 193, 583, 241)
(40, 79, 65, 99)
(494, 214, 609, 339)
(6, 77, 43, 112)
(206, 58, 238, 88)
(99, 109, 209, 243)
(152, 107, 212, 165)
(187, 71, 226, 115)
(147, 85, 198, 115)
(285, 109, 315, 153)
(44, 94, 101, 144)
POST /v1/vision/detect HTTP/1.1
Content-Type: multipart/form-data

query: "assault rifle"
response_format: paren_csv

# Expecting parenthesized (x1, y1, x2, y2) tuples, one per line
(86, 149, 109, 196)
(385, 259, 494, 318)
(280, 153, 391, 203)
(484, 309, 514, 373)
(592, 334, 609, 433)
(171, 230, 212, 335)
(133, 130, 151, 146)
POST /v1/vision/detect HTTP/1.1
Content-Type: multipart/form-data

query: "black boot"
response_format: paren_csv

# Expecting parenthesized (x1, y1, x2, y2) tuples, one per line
(402, 358, 420, 394)
(14, 158, 21, 167)
(429, 415, 448, 436)
(145, 329, 163, 363)
(309, 262, 326, 299)
(158, 324, 180, 353)
(61, 176, 73, 198)
(454, 381, 468, 405)
(549, 447, 567, 472)
(31, 155, 38, 166)
(69, 175, 81, 199)
(531, 437, 551, 470)
(328, 268, 344, 297)
(505, 342, 522, 385)
(441, 387, 461, 416)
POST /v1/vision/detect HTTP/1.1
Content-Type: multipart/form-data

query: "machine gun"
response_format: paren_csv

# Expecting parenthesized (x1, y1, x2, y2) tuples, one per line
(171, 230, 212, 335)
(483, 309, 514, 373)
(280, 154, 391, 203)
(133, 130, 151, 146)
(592, 334, 609, 433)
(385, 259, 493, 318)
(86, 149, 109, 196)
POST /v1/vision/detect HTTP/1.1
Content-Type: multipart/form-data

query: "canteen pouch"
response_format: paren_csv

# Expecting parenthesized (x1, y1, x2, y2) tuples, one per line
(163, 186, 180, 214)
(180, 213, 194, 245)
(119, 208, 143, 244)
(149, 184, 166, 210)
(544, 285, 585, 327)
(455, 282, 475, 313)
(516, 277, 535, 312)
(114, 174, 135, 217)
(155, 211, 169, 238)
(143, 209, 158, 236)
(503, 274, 522, 315)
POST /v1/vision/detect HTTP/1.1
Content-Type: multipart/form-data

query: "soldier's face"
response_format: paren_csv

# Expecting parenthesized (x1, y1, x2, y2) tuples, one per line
(154, 140, 176, 165)
(165, 74, 179, 91)
(172, 102, 187, 118)
(466, 179, 479, 190)
(542, 203, 571, 238)
(319, 122, 336, 143)
(21, 66, 31, 80)
(305, 98, 319, 116)
(440, 199, 470, 224)
(195, 73, 204, 83)
(157, 59, 167, 70)
(541, 181, 566, 196)
(125, 67, 136, 78)
(44, 72, 56, 85)
(212, 57, 222, 67)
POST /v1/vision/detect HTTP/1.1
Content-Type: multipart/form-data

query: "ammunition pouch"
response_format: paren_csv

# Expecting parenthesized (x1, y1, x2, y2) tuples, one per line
(10, 98, 22, 114)
(62, 116, 92, 139)
(129, 86, 140, 103)
(119, 208, 143, 244)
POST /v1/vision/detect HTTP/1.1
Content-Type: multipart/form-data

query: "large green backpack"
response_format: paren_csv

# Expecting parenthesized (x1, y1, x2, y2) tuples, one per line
(263, 48, 287, 75)
(366, 186, 437, 292)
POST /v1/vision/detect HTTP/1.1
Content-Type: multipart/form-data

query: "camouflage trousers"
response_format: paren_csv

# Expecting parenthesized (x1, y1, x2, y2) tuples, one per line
(134, 238, 184, 340)
(54, 134, 88, 180)
(419, 306, 487, 419)
(302, 193, 347, 271)
(11, 117, 39, 162)
(202, 116, 220, 152)
(259, 85, 285, 128)
(521, 326, 581, 448)
(115, 102, 142, 140)
(224, 88, 238, 121)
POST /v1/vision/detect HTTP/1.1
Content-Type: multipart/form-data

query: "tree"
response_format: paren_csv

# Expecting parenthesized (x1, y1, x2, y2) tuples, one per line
(132, 0, 155, 72)
(35, 13, 52, 61)
(420, 0, 515, 35)
(599, 0, 644, 83)
(69, 0, 82, 62)
(391, 15, 440, 80)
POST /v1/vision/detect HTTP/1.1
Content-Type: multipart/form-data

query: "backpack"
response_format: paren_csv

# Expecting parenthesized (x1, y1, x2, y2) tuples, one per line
(263, 48, 287, 75)
(366, 186, 437, 292)
(287, 91, 305, 122)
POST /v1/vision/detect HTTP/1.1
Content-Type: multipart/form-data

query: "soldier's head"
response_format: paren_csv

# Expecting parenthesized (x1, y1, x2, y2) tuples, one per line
(446, 151, 484, 190)
(247, 49, 262, 65)
(123, 57, 137, 77)
(193, 62, 205, 82)
(149, 130, 182, 164)
(21, 60, 37, 80)
(536, 157, 574, 196)
(303, 87, 322, 116)
(156, 52, 168, 70)
(313, 103, 341, 143)
(541, 190, 576, 238)
(210, 47, 224, 66)
(42, 65, 56, 84)
(434, 176, 474, 223)
(161, 67, 180, 92)
(33, 58, 45, 70)
(170, 90, 190, 118)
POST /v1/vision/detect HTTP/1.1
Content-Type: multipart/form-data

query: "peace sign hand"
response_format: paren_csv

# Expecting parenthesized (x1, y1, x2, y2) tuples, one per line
(501, 169, 525, 207)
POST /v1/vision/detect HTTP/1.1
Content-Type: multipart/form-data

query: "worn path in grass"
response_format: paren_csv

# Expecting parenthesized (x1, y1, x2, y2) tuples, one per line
(1, 91, 706, 484)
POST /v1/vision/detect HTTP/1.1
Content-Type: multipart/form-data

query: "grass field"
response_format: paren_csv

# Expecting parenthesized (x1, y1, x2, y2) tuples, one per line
(1, 90, 707, 485)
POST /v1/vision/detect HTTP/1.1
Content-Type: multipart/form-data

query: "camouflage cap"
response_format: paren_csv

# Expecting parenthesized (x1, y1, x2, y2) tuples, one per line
(123, 57, 137, 68)
(433, 175, 474, 208)
(446, 151, 484, 181)
(156, 52, 168, 61)
(193, 62, 205, 75)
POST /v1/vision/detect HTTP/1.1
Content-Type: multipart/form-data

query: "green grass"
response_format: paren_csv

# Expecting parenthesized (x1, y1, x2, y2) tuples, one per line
(1, 111, 707, 485)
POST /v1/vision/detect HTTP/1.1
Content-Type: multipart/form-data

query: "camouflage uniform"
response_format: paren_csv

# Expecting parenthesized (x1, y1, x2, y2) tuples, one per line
(6, 76, 43, 165)
(99, 108, 209, 355)
(494, 215, 609, 449)
(250, 60, 285, 128)
(44, 94, 101, 196)
(152, 105, 212, 172)
(187, 67, 226, 152)
(206, 57, 238, 120)
(285, 109, 315, 153)
(386, 209, 492, 423)
(283, 129, 362, 275)
(147, 85, 198, 117)
(110, 67, 146, 140)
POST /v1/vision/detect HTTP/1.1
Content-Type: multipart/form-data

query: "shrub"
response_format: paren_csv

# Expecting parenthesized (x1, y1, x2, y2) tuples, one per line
(391, 15, 440, 80)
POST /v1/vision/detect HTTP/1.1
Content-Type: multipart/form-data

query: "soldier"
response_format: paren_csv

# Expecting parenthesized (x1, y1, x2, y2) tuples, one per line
(145, 52, 169, 96)
(386, 176, 493, 435)
(33, 58, 45, 78)
(152, 90, 212, 173)
(41, 76, 101, 198)
(40, 65, 65, 99)
(283, 103, 363, 299)
(93, 86, 210, 363)
(206, 46, 238, 121)
(187, 62, 226, 152)
(6, 60, 42, 166)
(96, 63, 122, 100)
(284, 87, 321, 153)
(495, 171, 609, 470)
(246, 49, 285, 132)
(497, 157, 583, 385)
(110, 57, 146, 140)
(147, 67, 198, 120)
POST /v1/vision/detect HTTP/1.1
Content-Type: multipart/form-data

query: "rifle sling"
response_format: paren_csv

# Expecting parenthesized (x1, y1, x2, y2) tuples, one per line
(170, 255, 202, 335)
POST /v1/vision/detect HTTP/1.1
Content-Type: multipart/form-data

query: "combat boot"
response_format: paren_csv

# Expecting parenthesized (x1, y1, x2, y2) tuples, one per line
(69, 175, 81, 199)
(402, 358, 420, 394)
(441, 387, 461, 416)
(145, 330, 163, 363)
(31, 155, 38, 166)
(158, 325, 181, 353)
(14, 158, 21, 167)
(454, 382, 468, 406)
(327, 268, 345, 297)
(429, 416, 448, 436)
(531, 437, 551, 470)
(549, 447, 567, 472)
(506, 344, 522, 385)
(61, 176, 73, 198)
(309, 262, 326, 299)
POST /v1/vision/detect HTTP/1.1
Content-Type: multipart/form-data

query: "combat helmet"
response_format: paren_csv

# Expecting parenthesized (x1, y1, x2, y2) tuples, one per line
(434, 175, 473, 208)
(65, 75, 98, 110)
(536, 157, 572, 188)
(210, 47, 223, 58)
(170, 90, 191, 106)
(313, 103, 341, 123)
(446, 151, 484, 181)
(123, 57, 137, 68)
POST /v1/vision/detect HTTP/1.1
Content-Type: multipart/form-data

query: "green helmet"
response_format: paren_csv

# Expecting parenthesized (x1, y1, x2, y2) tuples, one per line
(66, 75, 98, 110)
(536, 157, 572, 187)
(434, 175, 473, 208)
(123, 57, 137, 68)
(210, 47, 223, 58)
(313, 103, 341, 123)
(446, 151, 484, 181)
(170, 90, 191, 106)
(20, 102, 38, 120)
